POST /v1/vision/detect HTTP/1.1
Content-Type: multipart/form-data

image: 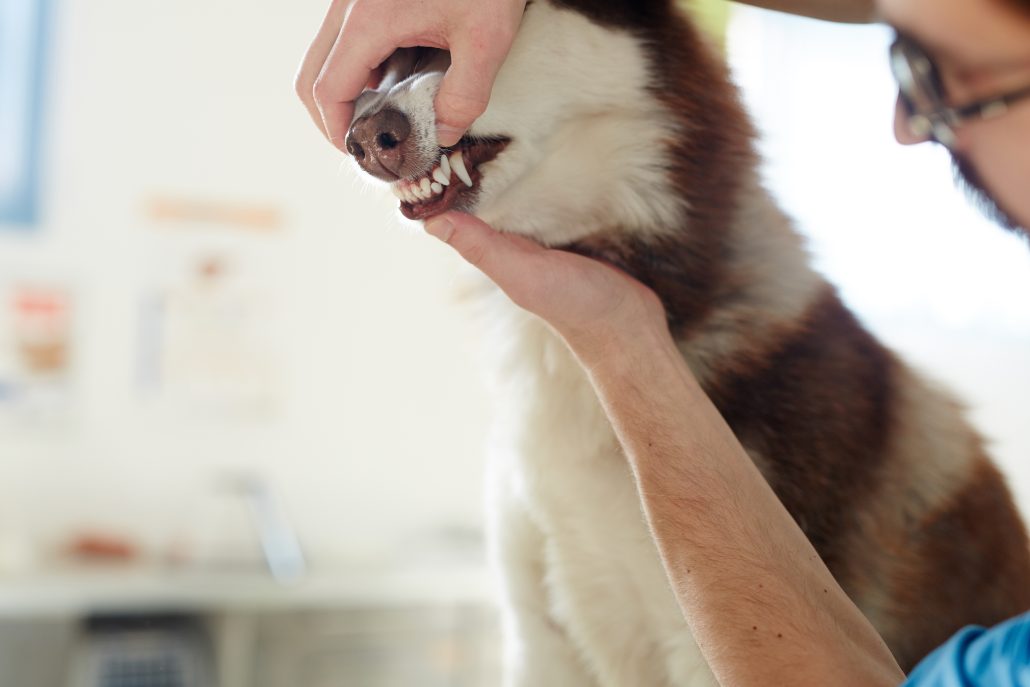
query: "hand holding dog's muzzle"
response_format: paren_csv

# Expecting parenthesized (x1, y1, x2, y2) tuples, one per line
(295, 0, 527, 151)
(426, 212, 669, 365)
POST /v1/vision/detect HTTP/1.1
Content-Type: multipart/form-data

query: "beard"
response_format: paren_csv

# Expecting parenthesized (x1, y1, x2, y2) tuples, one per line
(951, 154, 1028, 241)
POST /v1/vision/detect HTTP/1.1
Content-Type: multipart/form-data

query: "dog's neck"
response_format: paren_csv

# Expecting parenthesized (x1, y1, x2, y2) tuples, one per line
(555, 175, 824, 387)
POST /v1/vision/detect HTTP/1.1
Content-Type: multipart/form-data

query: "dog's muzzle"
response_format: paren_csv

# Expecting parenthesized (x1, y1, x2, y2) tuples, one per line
(345, 108, 412, 181)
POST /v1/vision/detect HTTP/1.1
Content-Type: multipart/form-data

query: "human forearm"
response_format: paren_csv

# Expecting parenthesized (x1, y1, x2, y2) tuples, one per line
(735, 0, 878, 23)
(576, 327, 904, 687)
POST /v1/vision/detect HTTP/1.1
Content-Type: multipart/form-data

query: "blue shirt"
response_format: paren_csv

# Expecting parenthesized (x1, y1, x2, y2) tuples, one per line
(905, 613, 1030, 686)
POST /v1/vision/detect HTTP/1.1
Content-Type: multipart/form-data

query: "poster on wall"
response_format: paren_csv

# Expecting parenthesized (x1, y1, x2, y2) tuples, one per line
(0, 281, 75, 426)
(0, 0, 51, 227)
(136, 241, 286, 423)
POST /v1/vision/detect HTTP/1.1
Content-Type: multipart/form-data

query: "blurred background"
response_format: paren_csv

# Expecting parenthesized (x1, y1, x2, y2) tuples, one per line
(0, 0, 1027, 685)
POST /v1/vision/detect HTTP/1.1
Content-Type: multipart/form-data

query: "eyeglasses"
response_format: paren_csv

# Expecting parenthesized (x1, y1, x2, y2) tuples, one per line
(889, 32, 1030, 148)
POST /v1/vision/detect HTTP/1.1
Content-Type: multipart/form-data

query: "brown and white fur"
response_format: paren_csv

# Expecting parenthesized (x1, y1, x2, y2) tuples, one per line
(345, 1, 1030, 683)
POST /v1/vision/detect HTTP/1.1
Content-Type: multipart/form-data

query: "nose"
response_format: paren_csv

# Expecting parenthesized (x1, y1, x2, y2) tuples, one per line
(893, 94, 933, 146)
(345, 108, 412, 180)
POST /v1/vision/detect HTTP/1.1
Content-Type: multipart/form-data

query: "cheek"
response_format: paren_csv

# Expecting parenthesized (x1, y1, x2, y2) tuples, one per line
(966, 106, 1030, 224)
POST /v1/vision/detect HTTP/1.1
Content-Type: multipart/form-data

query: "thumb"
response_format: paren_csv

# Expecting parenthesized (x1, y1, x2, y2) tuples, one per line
(434, 34, 511, 146)
(425, 212, 547, 294)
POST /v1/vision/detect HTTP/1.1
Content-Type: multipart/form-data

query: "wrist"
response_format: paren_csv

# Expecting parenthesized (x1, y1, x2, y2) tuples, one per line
(568, 316, 681, 381)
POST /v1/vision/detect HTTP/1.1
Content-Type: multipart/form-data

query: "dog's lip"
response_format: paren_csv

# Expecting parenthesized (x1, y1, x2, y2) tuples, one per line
(399, 160, 483, 221)
(396, 137, 510, 221)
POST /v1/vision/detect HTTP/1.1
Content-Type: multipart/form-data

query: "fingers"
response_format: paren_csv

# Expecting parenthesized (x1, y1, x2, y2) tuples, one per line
(434, 20, 520, 146)
(295, 0, 350, 139)
(314, 26, 398, 150)
(300, 0, 525, 149)
(310, 0, 409, 150)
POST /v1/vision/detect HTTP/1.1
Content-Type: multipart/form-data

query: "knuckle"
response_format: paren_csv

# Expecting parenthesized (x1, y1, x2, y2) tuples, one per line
(294, 70, 314, 101)
(311, 76, 331, 105)
(460, 241, 488, 268)
(439, 89, 488, 122)
(344, 0, 368, 18)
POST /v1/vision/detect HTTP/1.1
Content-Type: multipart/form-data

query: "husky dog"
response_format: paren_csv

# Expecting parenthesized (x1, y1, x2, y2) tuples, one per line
(345, 1, 1030, 684)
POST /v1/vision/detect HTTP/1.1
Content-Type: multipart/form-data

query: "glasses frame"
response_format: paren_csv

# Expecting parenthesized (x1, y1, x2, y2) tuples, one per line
(889, 32, 1030, 148)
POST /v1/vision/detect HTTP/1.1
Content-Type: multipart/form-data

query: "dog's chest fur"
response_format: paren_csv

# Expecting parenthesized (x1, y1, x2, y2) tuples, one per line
(481, 297, 718, 686)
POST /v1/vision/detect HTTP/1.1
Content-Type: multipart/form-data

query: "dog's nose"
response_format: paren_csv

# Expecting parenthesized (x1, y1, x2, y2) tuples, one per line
(345, 108, 412, 180)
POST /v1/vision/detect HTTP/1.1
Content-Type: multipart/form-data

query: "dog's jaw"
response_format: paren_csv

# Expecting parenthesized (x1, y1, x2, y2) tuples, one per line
(390, 138, 511, 221)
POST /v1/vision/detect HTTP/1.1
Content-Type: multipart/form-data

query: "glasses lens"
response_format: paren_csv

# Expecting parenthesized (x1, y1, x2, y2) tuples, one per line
(889, 34, 959, 145)
(890, 35, 945, 115)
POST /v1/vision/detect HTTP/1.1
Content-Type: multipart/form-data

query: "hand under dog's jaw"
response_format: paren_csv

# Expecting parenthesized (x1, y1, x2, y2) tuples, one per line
(392, 137, 510, 221)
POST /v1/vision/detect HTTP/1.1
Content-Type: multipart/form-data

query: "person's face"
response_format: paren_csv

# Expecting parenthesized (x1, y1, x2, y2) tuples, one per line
(880, 0, 1030, 236)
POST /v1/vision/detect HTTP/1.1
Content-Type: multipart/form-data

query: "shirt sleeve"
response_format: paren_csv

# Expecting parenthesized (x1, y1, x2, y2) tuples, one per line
(904, 612, 1030, 687)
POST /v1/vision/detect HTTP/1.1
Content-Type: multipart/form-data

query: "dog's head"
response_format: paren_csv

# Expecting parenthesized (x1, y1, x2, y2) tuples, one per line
(346, 0, 750, 246)
(346, 46, 509, 222)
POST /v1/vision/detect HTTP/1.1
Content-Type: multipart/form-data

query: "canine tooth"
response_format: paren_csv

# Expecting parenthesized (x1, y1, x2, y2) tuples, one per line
(439, 155, 451, 179)
(420, 178, 432, 196)
(432, 167, 450, 186)
(451, 151, 473, 187)
(431, 182, 443, 194)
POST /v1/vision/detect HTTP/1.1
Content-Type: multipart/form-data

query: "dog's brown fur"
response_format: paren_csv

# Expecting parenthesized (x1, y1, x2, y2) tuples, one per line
(562, 0, 1030, 670)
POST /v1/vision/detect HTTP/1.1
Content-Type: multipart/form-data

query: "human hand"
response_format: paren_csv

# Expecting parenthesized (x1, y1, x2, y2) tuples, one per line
(295, 0, 527, 151)
(425, 212, 669, 363)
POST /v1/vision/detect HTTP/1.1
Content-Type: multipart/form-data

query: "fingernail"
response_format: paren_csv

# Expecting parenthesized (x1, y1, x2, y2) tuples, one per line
(425, 216, 455, 243)
(436, 124, 464, 147)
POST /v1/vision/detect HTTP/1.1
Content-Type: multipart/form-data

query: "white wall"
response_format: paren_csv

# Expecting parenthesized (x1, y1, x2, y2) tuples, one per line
(0, 1, 1027, 574)
(0, 0, 493, 568)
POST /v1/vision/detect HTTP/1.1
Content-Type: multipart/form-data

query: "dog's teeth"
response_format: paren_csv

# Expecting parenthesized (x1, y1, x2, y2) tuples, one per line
(440, 154, 451, 179)
(451, 151, 473, 187)
(431, 182, 443, 194)
(432, 167, 450, 186)
(391, 185, 406, 200)
(420, 178, 432, 196)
